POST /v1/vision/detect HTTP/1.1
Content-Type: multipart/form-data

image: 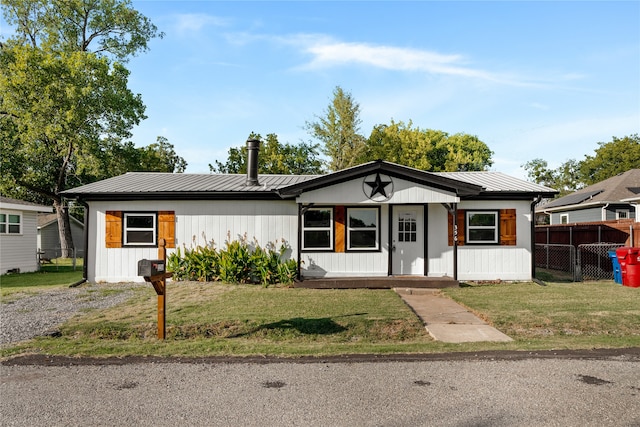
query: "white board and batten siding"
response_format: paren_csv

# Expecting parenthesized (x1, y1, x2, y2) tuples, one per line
(427, 200, 534, 281)
(296, 176, 459, 205)
(301, 204, 391, 278)
(87, 200, 298, 283)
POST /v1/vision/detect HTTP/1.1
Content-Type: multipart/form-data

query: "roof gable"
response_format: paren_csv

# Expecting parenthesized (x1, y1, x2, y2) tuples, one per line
(277, 160, 484, 197)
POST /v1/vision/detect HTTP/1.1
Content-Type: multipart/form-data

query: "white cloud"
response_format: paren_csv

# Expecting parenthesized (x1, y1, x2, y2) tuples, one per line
(173, 13, 229, 35)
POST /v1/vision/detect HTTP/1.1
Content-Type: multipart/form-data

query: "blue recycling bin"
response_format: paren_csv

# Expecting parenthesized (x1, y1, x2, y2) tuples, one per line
(609, 250, 622, 284)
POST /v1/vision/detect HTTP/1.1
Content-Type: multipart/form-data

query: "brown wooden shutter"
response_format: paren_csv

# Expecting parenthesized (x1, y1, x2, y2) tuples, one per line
(105, 211, 122, 248)
(334, 206, 345, 253)
(158, 211, 176, 248)
(499, 208, 517, 246)
(447, 209, 465, 246)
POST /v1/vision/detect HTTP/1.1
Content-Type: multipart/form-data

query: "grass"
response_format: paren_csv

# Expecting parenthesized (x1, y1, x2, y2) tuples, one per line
(1, 279, 639, 359)
(443, 281, 640, 349)
(1, 260, 83, 299)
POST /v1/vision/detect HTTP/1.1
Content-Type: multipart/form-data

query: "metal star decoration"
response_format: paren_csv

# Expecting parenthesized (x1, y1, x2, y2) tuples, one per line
(364, 173, 392, 199)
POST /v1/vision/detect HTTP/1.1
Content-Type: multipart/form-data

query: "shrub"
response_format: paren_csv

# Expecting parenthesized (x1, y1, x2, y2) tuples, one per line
(167, 235, 297, 286)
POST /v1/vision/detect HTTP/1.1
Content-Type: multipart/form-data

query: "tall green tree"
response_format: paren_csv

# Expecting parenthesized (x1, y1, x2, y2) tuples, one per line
(305, 86, 366, 171)
(580, 134, 640, 185)
(523, 158, 582, 196)
(210, 133, 324, 175)
(523, 134, 640, 194)
(362, 120, 493, 171)
(0, 0, 163, 257)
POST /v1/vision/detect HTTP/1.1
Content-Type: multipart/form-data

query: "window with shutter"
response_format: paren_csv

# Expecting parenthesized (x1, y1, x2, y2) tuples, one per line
(105, 210, 175, 248)
(448, 208, 517, 246)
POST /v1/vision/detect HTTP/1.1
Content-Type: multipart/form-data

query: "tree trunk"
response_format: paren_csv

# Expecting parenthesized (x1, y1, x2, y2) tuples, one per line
(53, 199, 75, 259)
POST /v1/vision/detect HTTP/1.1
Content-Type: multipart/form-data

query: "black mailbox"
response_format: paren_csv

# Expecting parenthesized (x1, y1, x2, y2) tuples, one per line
(138, 259, 166, 277)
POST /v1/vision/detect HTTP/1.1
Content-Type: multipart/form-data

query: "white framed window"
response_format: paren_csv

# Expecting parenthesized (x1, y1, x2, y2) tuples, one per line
(302, 208, 333, 250)
(124, 213, 156, 246)
(0, 212, 21, 234)
(616, 209, 629, 220)
(466, 211, 498, 244)
(560, 214, 569, 224)
(347, 207, 379, 250)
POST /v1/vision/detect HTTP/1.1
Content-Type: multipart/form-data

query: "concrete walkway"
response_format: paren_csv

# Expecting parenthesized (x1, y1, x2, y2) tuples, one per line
(394, 288, 513, 343)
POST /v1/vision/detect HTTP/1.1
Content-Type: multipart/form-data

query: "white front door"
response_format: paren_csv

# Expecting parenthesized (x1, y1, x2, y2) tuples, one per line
(392, 206, 424, 275)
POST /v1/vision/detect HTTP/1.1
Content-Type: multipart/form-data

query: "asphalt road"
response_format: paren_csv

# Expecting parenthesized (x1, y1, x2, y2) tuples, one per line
(1, 352, 639, 426)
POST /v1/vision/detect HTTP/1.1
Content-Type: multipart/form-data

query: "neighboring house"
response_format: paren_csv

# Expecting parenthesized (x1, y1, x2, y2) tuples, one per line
(621, 195, 640, 222)
(0, 196, 53, 274)
(62, 142, 557, 283)
(37, 213, 85, 260)
(538, 169, 640, 225)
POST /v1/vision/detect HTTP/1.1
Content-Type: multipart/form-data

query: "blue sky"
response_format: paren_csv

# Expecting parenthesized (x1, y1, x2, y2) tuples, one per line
(6, 1, 640, 179)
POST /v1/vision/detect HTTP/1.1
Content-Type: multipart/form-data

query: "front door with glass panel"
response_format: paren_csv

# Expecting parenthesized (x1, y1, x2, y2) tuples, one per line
(392, 206, 424, 275)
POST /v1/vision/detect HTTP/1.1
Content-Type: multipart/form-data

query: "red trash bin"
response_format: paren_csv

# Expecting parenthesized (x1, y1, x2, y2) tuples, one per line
(616, 247, 640, 287)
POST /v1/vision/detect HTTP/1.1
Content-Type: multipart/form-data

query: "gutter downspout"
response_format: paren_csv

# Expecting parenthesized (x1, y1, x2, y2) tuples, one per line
(601, 203, 610, 221)
(69, 198, 89, 288)
(531, 196, 542, 281)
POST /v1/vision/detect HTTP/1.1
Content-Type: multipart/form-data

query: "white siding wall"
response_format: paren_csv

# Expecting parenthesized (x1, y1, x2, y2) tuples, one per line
(0, 210, 39, 274)
(428, 200, 533, 281)
(87, 200, 299, 283)
(301, 205, 390, 277)
(297, 177, 458, 204)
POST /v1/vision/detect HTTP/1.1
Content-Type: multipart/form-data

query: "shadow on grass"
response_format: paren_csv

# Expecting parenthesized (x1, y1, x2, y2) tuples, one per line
(229, 313, 368, 337)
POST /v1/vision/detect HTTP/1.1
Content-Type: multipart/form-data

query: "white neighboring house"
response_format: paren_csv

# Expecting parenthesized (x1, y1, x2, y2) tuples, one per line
(62, 142, 557, 284)
(37, 213, 85, 260)
(0, 197, 53, 274)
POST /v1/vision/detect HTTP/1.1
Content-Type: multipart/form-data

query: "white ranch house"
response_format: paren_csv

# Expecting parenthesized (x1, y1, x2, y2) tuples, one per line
(63, 141, 557, 284)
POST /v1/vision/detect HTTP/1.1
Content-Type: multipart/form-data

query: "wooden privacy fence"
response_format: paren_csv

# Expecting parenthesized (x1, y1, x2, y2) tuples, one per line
(535, 220, 640, 247)
(535, 220, 640, 281)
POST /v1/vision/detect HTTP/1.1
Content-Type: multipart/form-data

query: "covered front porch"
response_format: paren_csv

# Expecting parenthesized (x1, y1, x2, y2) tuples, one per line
(293, 275, 459, 289)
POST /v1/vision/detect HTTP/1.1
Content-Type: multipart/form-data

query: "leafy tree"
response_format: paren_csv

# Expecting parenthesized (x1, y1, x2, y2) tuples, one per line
(361, 120, 493, 171)
(580, 134, 640, 185)
(0, 0, 163, 257)
(1, 0, 160, 61)
(523, 134, 640, 194)
(305, 86, 366, 171)
(209, 133, 324, 175)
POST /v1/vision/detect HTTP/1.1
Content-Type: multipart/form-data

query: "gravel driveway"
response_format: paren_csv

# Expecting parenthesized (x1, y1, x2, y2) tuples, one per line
(0, 283, 144, 347)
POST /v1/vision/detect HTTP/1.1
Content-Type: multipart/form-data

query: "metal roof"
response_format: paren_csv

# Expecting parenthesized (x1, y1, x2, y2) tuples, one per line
(434, 171, 558, 194)
(62, 173, 319, 196)
(62, 165, 558, 201)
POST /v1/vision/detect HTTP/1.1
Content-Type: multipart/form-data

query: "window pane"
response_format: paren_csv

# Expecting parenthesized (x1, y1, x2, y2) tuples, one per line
(0, 214, 5, 222)
(468, 213, 495, 226)
(349, 209, 377, 228)
(304, 230, 330, 248)
(350, 230, 377, 248)
(126, 215, 154, 228)
(0, 224, 5, 233)
(304, 210, 330, 228)
(127, 231, 154, 243)
(469, 229, 496, 242)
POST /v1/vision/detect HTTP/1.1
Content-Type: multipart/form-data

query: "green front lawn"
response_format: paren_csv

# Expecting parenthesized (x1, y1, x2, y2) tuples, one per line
(1, 280, 639, 358)
(1, 265, 83, 298)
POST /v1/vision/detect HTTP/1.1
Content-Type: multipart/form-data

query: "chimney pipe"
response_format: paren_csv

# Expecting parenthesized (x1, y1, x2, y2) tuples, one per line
(246, 138, 260, 186)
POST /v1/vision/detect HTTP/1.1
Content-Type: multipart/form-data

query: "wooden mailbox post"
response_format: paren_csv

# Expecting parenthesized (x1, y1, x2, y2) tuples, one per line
(140, 239, 173, 340)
